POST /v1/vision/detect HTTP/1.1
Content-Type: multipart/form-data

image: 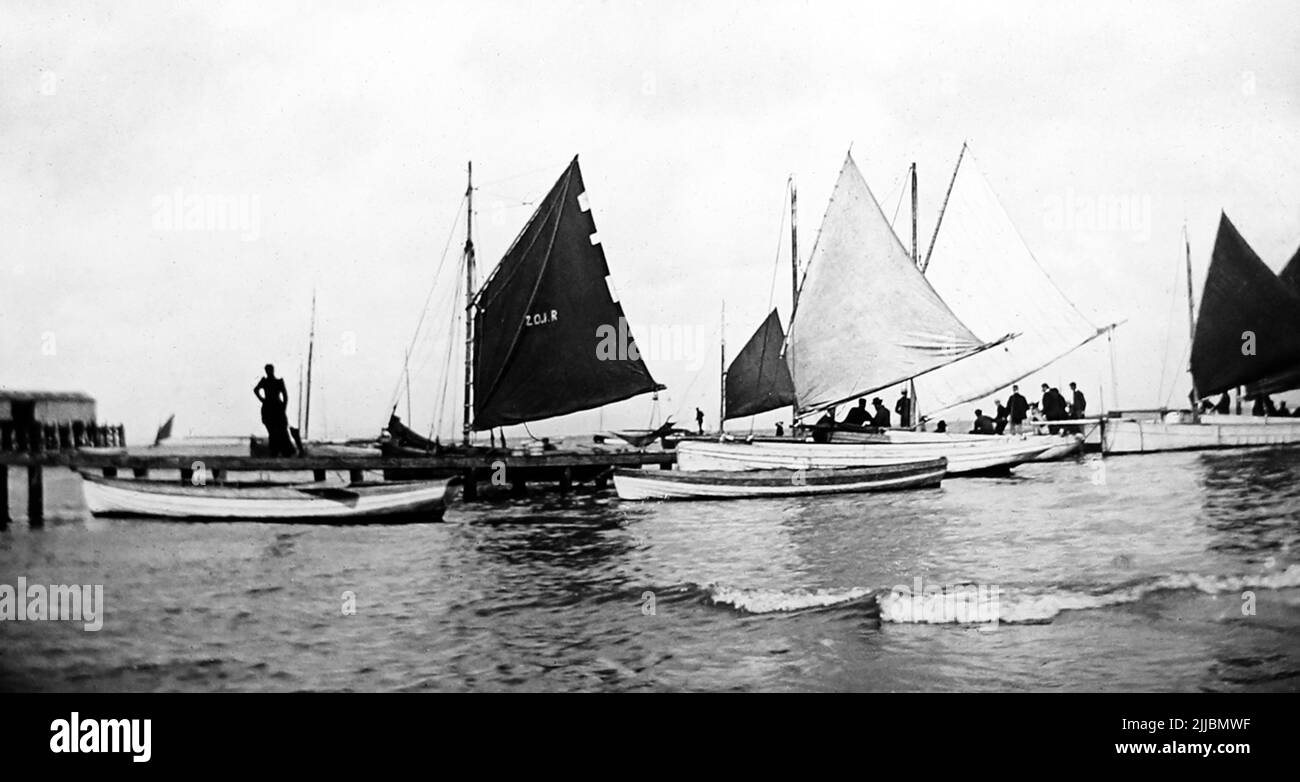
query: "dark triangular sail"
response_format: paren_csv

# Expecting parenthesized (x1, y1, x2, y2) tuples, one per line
(1244, 243, 1300, 396)
(724, 310, 795, 419)
(1190, 214, 1300, 397)
(1281, 245, 1300, 293)
(471, 157, 661, 430)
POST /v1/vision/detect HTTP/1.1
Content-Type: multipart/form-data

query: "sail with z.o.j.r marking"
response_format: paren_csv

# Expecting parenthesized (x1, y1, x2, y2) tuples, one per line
(916, 146, 1110, 416)
(787, 153, 1010, 415)
(471, 157, 662, 430)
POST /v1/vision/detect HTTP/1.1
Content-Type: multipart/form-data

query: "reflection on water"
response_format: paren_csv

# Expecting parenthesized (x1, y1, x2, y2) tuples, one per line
(2, 449, 1299, 691)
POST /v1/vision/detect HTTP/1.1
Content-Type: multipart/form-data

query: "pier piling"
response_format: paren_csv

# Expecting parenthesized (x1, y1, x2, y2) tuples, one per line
(1, 465, 9, 527)
(27, 465, 43, 527)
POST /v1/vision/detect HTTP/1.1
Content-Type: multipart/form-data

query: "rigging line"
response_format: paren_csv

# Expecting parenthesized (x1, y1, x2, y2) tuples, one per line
(431, 257, 464, 442)
(752, 179, 793, 434)
(435, 249, 467, 437)
(961, 145, 1099, 327)
(388, 194, 467, 410)
(1155, 236, 1183, 405)
(1162, 341, 1191, 410)
(888, 165, 910, 230)
(475, 158, 571, 189)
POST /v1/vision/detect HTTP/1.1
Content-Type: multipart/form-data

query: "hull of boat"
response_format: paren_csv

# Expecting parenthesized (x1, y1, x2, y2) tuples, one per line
(829, 428, 1083, 461)
(613, 458, 947, 500)
(1095, 416, 1300, 454)
(675, 437, 1051, 475)
(80, 475, 453, 523)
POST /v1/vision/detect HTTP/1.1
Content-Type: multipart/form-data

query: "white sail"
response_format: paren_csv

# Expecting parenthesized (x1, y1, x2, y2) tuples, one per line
(788, 154, 999, 414)
(916, 146, 1106, 415)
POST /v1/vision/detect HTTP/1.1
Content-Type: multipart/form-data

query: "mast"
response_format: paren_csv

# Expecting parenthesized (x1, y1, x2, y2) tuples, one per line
(303, 288, 316, 440)
(462, 161, 476, 446)
(719, 300, 726, 437)
(1184, 224, 1200, 419)
(922, 142, 966, 272)
(296, 361, 304, 432)
(909, 162, 919, 429)
(789, 177, 799, 428)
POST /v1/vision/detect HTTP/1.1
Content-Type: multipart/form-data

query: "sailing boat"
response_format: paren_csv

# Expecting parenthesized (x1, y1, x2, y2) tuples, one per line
(675, 152, 1055, 475)
(1097, 213, 1300, 454)
(821, 144, 1115, 460)
(386, 156, 664, 454)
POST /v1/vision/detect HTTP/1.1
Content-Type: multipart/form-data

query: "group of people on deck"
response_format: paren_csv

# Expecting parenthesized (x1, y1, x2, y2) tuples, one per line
(1196, 392, 1299, 417)
(969, 381, 1087, 436)
(839, 389, 913, 429)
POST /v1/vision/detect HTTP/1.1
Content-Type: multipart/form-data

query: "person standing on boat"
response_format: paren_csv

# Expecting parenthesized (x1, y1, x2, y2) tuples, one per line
(1008, 385, 1029, 435)
(1251, 395, 1267, 417)
(843, 398, 870, 426)
(994, 400, 1009, 434)
(871, 398, 891, 428)
(895, 389, 912, 429)
(254, 364, 294, 457)
(1068, 382, 1087, 434)
(695, 407, 705, 435)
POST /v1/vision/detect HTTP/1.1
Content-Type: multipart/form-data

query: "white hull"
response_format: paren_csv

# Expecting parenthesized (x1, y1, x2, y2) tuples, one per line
(1093, 415, 1300, 454)
(830, 429, 1083, 461)
(81, 475, 454, 523)
(675, 437, 1052, 475)
(614, 458, 946, 500)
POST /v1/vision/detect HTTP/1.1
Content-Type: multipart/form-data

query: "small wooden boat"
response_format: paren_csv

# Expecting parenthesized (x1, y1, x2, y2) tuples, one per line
(613, 457, 946, 500)
(80, 474, 454, 523)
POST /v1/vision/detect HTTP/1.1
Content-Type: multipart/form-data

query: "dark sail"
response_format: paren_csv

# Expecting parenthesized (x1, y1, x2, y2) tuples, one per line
(1190, 213, 1300, 397)
(471, 157, 661, 430)
(1281, 245, 1300, 293)
(1244, 243, 1300, 396)
(724, 310, 796, 419)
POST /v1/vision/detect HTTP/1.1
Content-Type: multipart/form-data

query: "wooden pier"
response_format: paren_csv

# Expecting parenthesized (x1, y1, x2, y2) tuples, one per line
(0, 448, 676, 526)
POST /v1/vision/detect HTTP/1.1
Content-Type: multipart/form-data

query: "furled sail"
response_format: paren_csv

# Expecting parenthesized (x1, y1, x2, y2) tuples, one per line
(1243, 243, 1300, 396)
(787, 154, 1007, 414)
(916, 146, 1110, 415)
(1190, 213, 1300, 398)
(471, 157, 662, 430)
(724, 309, 796, 419)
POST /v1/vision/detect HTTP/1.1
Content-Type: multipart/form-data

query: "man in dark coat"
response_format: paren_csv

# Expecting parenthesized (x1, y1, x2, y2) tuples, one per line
(254, 364, 295, 457)
(871, 398, 891, 428)
(843, 398, 870, 426)
(1007, 384, 1029, 435)
(969, 409, 997, 435)
(895, 389, 912, 429)
(994, 400, 1009, 435)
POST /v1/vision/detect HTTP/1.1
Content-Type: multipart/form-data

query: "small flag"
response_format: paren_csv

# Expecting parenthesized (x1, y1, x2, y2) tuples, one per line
(153, 414, 174, 446)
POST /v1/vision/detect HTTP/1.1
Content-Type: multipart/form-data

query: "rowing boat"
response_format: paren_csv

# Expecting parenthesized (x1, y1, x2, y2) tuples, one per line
(613, 457, 946, 500)
(80, 474, 454, 523)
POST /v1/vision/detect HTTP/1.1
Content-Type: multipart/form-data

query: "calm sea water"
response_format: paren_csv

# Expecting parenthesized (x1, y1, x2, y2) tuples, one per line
(2, 447, 1299, 692)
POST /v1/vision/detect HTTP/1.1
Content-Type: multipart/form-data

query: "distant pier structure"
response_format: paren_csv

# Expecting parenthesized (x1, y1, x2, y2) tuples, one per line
(0, 389, 123, 527)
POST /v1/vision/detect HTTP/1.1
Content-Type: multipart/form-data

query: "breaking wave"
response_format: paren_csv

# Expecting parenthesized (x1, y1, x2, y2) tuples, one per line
(693, 564, 1300, 625)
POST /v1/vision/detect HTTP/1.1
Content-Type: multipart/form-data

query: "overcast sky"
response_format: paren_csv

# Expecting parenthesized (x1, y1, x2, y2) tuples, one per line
(3, 0, 1298, 441)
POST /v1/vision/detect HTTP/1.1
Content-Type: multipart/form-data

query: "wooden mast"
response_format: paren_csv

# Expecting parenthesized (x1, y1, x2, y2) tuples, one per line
(922, 142, 966, 273)
(303, 288, 316, 440)
(1184, 224, 1200, 420)
(789, 176, 799, 429)
(462, 161, 476, 446)
(908, 162, 919, 429)
(718, 300, 726, 437)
